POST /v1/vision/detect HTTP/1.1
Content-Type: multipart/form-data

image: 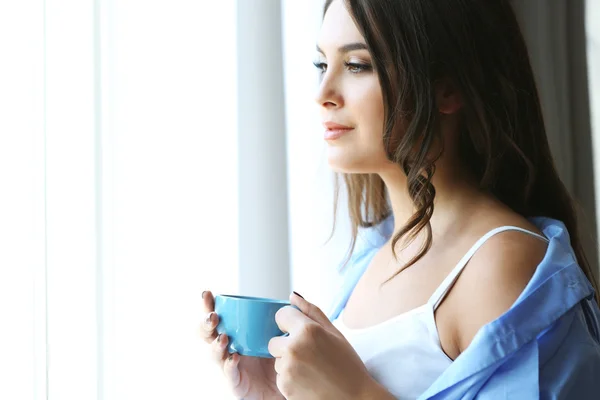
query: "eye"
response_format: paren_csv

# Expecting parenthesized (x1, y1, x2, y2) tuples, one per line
(345, 62, 372, 74)
(312, 61, 327, 74)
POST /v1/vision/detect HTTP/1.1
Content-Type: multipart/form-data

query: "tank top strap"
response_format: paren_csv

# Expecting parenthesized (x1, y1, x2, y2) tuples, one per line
(427, 226, 549, 311)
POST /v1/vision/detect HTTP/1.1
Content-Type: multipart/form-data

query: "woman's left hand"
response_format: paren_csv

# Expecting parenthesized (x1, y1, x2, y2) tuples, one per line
(268, 292, 379, 400)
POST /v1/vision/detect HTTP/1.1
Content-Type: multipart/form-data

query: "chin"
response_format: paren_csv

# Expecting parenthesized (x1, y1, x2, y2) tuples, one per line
(326, 154, 373, 174)
(326, 148, 357, 173)
(325, 144, 387, 174)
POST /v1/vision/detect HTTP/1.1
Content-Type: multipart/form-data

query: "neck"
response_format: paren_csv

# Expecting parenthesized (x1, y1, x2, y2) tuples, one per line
(378, 158, 484, 244)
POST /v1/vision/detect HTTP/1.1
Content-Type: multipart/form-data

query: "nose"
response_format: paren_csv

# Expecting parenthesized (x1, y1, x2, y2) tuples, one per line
(314, 74, 343, 109)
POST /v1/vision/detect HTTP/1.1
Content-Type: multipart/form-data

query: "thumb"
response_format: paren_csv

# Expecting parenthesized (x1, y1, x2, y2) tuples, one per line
(289, 291, 334, 329)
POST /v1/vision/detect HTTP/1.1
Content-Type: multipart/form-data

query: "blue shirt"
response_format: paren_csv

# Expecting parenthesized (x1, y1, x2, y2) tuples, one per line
(327, 217, 600, 399)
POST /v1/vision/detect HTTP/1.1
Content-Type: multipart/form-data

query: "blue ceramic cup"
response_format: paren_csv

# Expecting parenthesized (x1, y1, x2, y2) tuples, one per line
(214, 294, 298, 358)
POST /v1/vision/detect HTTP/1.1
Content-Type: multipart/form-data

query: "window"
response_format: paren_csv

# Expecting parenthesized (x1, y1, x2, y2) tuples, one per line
(1, 0, 240, 398)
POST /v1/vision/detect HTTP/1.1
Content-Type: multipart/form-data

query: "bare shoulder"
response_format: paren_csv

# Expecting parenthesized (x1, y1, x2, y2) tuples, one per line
(450, 223, 548, 353)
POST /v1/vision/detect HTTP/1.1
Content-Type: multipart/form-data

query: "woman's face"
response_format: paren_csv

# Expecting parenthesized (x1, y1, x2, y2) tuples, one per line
(314, 0, 388, 173)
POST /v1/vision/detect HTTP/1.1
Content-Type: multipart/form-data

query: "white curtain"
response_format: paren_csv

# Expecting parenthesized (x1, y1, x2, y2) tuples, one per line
(0, 2, 45, 399)
(1, 0, 244, 398)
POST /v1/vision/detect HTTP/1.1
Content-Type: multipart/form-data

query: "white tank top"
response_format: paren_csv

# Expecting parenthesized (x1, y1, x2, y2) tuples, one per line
(332, 226, 549, 399)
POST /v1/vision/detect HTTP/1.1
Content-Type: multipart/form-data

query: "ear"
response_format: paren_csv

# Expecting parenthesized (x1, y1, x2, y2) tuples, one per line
(435, 78, 463, 115)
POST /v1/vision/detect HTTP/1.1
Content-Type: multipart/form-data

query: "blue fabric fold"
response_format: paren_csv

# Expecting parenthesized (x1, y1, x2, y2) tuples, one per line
(327, 217, 600, 399)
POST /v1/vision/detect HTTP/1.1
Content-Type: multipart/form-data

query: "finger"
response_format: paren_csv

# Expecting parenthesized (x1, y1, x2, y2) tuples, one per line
(201, 290, 215, 313)
(276, 373, 287, 398)
(199, 311, 219, 343)
(274, 305, 308, 337)
(211, 333, 230, 364)
(222, 352, 241, 388)
(289, 291, 333, 329)
(268, 335, 289, 358)
(273, 356, 284, 375)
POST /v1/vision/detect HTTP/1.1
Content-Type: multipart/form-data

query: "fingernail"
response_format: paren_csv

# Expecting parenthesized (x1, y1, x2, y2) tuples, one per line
(293, 291, 304, 299)
(201, 291, 207, 299)
(205, 312, 213, 325)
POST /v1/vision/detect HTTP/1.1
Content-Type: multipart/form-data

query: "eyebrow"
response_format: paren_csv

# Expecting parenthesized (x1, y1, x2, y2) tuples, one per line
(316, 42, 368, 55)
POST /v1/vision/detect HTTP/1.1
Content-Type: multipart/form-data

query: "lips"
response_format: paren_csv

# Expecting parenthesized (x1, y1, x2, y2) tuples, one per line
(323, 121, 354, 141)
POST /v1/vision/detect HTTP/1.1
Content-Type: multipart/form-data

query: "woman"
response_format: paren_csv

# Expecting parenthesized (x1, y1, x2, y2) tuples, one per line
(200, 0, 600, 398)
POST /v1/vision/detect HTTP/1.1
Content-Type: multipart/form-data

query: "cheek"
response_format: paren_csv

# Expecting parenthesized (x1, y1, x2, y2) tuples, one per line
(345, 77, 384, 135)
(326, 85, 388, 173)
(361, 92, 385, 143)
(354, 85, 386, 154)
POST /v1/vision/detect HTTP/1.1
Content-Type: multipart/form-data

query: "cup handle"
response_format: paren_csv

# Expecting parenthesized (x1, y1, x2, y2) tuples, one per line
(280, 304, 301, 337)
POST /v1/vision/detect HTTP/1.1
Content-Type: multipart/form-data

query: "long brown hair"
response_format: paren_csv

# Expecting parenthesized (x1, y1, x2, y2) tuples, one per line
(324, 0, 599, 300)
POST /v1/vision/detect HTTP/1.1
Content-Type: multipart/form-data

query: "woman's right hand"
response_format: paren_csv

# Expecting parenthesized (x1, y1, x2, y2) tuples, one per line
(199, 290, 284, 400)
